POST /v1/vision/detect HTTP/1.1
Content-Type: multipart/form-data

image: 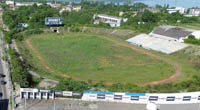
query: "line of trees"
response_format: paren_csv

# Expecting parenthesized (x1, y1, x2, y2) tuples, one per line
(2, 4, 59, 30)
(3, 2, 200, 35)
(8, 49, 34, 87)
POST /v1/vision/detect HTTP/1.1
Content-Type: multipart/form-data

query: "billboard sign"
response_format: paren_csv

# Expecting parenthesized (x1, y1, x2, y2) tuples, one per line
(72, 92, 82, 97)
(20, 88, 38, 92)
(63, 91, 73, 96)
(39, 89, 51, 93)
(55, 91, 63, 97)
(45, 17, 63, 26)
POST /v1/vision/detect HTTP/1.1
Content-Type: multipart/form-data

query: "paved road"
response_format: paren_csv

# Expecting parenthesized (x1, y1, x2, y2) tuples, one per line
(15, 99, 200, 110)
(0, 58, 7, 100)
(0, 31, 7, 100)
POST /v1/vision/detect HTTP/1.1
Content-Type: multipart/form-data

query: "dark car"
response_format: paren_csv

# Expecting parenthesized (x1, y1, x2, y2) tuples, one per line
(1, 81, 6, 85)
(0, 74, 5, 78)
(0, 92, 2, 97)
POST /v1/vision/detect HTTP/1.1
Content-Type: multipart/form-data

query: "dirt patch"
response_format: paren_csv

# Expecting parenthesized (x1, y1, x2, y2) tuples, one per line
(26, 39, 55, 73)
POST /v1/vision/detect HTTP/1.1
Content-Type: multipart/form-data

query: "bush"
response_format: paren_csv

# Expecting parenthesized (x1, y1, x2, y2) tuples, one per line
(54, 79, 89, 92)
(71, 26, 80, 32)
(184, 35, 200, 45)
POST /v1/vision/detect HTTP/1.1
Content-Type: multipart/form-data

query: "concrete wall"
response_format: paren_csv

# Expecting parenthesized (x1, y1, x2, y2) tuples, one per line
(82, 91, 200, 104)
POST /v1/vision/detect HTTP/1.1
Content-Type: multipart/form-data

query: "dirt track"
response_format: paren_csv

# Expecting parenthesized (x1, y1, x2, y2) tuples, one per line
(25, 36, 181, 86)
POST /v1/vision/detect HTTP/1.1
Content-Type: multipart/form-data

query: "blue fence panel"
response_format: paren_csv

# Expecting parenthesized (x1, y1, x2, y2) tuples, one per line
(84, 91, 114, 95)
(125, 93, 146, 96)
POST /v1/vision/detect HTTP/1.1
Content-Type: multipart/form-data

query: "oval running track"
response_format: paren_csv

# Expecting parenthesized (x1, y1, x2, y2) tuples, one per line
(25, 36, 181, 86)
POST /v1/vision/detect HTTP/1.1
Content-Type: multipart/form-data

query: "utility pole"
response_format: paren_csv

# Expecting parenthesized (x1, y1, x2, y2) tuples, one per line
(53, 98, 56, 110)
(24, 97, 26, 110)
(11, 85, 14, 110)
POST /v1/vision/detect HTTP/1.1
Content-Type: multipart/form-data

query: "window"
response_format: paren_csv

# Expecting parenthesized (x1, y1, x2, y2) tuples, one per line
(166, 96, 175, 101)
(42, 92, 47, 96)
(35, 93, 39, 96)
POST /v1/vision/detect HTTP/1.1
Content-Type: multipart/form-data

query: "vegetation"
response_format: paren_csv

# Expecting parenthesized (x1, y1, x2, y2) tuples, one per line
(26, 32, 175, 83)
(184, 35, 200, 45)
(2, 4, 59, 30)
(2, 2, 200, 39)
(7, 49, 39, 87)
(3, 1, 200, 92)
(53, 73, 200, 93)
(16, 28, 200, 92)
(54, 78, 88, 92)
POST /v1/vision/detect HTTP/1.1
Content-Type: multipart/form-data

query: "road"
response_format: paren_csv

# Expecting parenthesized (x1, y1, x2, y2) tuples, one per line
(0, 30, 7, 100)
(0, 30, 9, 110)
(0, 58, 7, 99)
(15, 98, 200, 110)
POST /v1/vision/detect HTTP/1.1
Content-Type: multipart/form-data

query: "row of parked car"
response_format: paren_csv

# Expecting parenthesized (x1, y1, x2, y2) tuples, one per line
(0, 73, 6, 98)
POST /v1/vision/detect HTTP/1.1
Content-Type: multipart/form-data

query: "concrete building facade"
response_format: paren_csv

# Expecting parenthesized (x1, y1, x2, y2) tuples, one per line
(167, 7, 185, 14)
(93, 14, 127, 27)
(20, 88, 55, 100)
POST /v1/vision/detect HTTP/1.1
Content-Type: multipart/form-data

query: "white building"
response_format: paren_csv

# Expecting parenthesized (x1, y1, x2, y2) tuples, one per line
(20, 88, 55, 100)
(167, 7, 185, 14)
(189, 8, 200, 16)
(15, 2, 42, 7)
(59, 5, 73, 14)
(59, 5, 82, 14)
(93, 14, 127, 27)
(5, 0, 15, 6)
(73, 5, 82, 11)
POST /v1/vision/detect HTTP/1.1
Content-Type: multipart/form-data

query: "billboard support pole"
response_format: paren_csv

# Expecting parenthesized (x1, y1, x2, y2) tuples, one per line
(53, 98, 56, 110)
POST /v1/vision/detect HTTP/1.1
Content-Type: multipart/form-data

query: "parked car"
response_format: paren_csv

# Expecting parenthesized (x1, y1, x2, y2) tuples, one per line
(1, 81, 6, 85)
(0, 92, 2, 97)
(0, 74, 5, 78)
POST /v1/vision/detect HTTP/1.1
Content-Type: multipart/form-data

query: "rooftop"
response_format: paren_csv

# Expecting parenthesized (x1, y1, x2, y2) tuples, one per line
(152, 26, 193, 39)
(97, 14, 122, 20)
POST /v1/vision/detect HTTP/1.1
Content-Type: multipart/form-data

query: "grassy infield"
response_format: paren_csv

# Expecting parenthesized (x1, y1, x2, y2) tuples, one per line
(17, 32, 200, 84)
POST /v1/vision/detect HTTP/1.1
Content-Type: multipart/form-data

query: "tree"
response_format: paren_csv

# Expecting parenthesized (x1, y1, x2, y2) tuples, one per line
(54, 79, 89, 92)
(142, 10, 158, 23)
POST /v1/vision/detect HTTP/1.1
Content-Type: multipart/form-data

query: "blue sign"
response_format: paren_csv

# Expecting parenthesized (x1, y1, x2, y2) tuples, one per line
(45, 17, 63, 25)
(17, 23, 28, 28)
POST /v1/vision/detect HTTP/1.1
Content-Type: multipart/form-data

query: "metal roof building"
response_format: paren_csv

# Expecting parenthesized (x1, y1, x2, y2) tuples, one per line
(150, 25, 200, 42)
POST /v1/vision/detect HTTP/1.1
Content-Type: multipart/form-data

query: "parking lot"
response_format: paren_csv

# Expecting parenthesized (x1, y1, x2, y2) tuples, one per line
(15, 98, 200, 110)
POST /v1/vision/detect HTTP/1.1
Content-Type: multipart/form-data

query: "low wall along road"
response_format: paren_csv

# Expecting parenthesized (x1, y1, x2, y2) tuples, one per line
(82, 91, 200, 104)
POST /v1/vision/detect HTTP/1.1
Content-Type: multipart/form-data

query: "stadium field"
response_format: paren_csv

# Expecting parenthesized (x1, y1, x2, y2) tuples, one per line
(22, 32, 177, 84)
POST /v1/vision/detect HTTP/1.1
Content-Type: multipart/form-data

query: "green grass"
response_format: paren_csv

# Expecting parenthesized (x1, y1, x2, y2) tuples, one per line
(23, 32, 176, 83)
(171, 23, 200, 30)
